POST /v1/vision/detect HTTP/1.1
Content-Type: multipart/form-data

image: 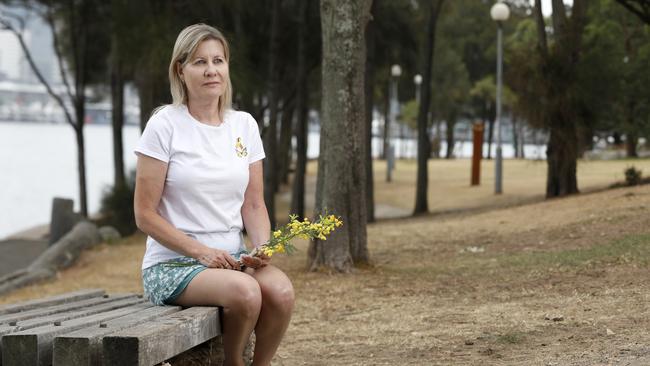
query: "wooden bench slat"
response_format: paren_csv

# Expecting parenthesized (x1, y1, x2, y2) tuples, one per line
(53, 305, 182, 366)
(1, 302, 150, 366)
(0, 289, 105, 315)
(102, 307, 221, 366)
(0, 295, 141, 336)
(0, 293, 137, 325)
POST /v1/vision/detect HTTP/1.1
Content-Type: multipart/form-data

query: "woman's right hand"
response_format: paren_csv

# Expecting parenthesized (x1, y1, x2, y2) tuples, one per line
(196, 248, 240, 270)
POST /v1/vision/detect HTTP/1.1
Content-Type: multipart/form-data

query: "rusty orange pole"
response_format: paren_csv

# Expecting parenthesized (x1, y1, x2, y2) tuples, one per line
(471, 122, 484, 186)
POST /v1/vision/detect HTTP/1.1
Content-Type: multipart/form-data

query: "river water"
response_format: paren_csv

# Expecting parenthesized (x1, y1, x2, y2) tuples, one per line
(0, 121, 546, 239)
(0, 122, 141, 239)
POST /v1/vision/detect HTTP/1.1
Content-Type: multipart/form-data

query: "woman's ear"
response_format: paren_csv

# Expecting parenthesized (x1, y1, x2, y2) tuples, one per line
(177, 62, 184, 83)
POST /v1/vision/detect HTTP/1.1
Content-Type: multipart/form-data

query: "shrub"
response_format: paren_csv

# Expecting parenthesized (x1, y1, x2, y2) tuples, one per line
(624, 166, 642, 186)
(99, 170, 137, 236)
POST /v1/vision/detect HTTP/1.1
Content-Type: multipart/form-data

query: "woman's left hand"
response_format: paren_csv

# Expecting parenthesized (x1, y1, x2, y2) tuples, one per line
(240, 253, 270, 270)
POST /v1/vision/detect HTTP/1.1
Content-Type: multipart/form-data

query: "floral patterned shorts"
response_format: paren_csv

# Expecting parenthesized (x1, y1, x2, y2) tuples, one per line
(142, 249, 249, 305)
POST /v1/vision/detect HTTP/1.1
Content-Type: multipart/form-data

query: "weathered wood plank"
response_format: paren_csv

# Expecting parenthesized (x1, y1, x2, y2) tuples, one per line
(103, 307, 221, 366)
(0, 293, 136, 325)
(0, 294, 144, 364)
(0, 289, 104, 315)
(2, 302, 150, 366)
(53, 305, 181, 366)
(0, 295, 141, 336)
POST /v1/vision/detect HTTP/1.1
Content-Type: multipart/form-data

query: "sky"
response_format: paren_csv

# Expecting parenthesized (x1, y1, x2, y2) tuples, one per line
(539, 0, 574, 16)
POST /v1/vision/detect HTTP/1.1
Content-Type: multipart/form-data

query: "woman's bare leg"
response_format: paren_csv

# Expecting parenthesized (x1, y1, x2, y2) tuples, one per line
(172, 269, 262, 366)
(246, 265, 295, 366)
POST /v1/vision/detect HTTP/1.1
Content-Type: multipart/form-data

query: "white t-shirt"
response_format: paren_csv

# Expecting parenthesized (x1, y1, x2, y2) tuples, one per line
(134, 104, 265, 269)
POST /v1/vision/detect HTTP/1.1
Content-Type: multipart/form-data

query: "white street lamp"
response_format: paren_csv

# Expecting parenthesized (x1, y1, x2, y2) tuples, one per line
(413, 74, 422, 104)
(490, 1, 510, 195)
(391, 64, 402, 78)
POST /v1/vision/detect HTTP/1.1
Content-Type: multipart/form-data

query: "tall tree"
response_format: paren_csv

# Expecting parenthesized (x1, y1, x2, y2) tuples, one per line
(109, 0, 129, 189)
(263, 0, 282, 229)
(309, 0, 371, 272)
(533, 0, 589, 197)
(364, 0, 377, 222)
(413, 0, 445, 215)
(290, 0, 315, 219)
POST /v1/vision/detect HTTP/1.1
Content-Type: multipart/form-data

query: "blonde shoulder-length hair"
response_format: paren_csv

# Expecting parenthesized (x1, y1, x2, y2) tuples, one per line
(168, 24, 232, 121)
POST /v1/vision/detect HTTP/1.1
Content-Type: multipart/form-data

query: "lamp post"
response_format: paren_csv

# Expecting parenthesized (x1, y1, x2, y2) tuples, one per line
(490, 1, 509, 195)
(386, 64, 401, 182)
(414, 74, 422, 104)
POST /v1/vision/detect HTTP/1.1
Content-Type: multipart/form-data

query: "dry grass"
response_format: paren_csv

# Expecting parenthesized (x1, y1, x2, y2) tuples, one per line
(2, 158, 650, 365)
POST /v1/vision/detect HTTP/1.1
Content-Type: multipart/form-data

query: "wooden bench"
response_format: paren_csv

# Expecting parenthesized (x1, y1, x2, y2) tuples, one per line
(0, 289, 224, 366)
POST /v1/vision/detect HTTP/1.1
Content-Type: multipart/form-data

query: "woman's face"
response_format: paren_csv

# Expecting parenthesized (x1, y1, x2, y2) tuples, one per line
(179, 39, 229, 104)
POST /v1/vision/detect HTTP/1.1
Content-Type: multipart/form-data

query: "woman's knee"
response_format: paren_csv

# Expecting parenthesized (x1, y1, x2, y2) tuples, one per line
(263, 280, 295, 314)
(228, 277, 262, 317)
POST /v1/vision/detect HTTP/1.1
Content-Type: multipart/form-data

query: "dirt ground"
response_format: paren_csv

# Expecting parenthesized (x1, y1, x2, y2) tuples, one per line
(1, 158, 649, 365)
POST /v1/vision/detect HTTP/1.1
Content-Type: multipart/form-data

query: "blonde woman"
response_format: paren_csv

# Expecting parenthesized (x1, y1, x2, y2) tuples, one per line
(134, 24, 294, 366)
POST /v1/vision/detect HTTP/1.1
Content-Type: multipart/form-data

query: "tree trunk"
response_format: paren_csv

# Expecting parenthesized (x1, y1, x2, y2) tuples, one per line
(512, 115, 519, 159)
(626, 133, 638, 157)
(539, 0, 588, 198)
(365, 0, 377, 222)
(309, 0, 371, 272)
(518, 121, 526, 159)
(111, 60, 126, 188)
(546, 125, 579, 197)
(381, 84, 389, 159)
(414, 0, 444, 215)
(278, 100, 295, 187)
(137, 75, 153, 132)
(290, 0, 311, 218)
(445, 119, 455, 159)
(264, 0, 282, 228)
(73, 1, 89, 218)
(74, 124, 88, 217)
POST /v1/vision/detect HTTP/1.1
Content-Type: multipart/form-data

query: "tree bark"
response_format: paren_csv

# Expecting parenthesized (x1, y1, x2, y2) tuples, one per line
(290, 0, 311, 219)
(309, 0, 371, 272)
(278, 100, 295, 186)
(72, 0, 89, 217)
(546, 125, 579, 196)
(512, 114, 519, 159)
(263, 0, 282, 228)
(445, 118, 455, 159)
(626, 133, 639, 157)
(136, 73, 153, 132)
(111, 59, 126, 188)
(364, 0, 377, 222)
(539, 0, 588, 198)
(414, 0, 444, 215)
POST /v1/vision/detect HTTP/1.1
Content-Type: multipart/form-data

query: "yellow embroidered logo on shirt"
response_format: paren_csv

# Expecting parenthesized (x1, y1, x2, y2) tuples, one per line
(235, 137, 248, 157)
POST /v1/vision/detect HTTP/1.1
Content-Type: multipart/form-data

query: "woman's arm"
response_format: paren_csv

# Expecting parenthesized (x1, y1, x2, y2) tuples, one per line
(134, 154, 239, 268)
(241, 160, 271, 248)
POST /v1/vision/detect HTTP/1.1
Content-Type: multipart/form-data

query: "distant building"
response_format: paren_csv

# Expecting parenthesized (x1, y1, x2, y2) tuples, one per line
(0, 7, 59, 85)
